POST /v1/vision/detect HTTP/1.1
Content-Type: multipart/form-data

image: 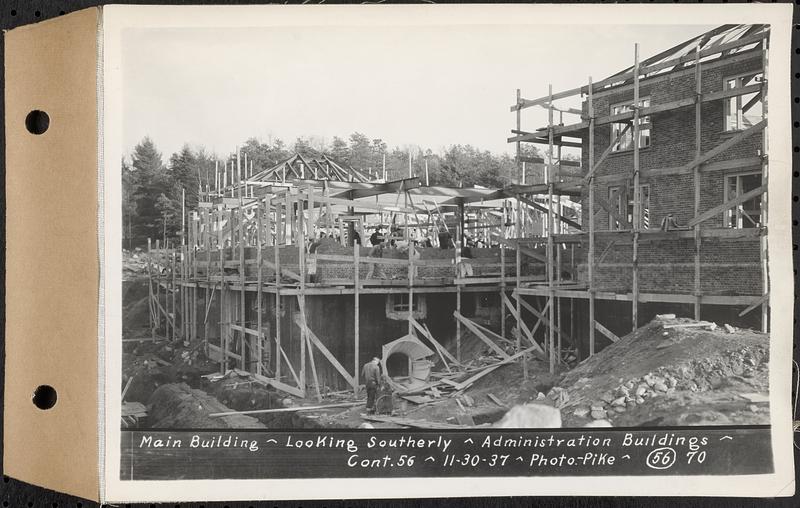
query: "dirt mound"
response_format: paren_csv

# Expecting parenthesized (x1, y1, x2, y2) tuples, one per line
(210, 377, 332, 429)
(147, 383, 266, 429)
(122, 340, 218, 404)
(556, 317, 769, 427)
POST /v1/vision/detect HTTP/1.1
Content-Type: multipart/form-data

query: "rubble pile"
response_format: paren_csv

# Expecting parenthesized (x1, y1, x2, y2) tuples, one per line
(558, 316, 770, 427)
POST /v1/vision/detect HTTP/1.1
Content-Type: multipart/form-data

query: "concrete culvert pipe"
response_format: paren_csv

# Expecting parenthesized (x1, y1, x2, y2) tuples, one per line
(380, 334, 435, 393)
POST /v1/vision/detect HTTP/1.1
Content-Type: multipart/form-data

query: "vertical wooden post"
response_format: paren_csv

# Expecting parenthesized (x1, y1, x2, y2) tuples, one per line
(694, 44, 703, 322)
(514, 88, 527, 377)
(455, 278, 462, 363)
(631, 43, 641, 332)
(406, 191, 414, 336)
(556, 236, 562, 360)
(171, 249, 177, 342)
(285, 191, 293, 246)
(256, 197, 264, 376)
(192, 213, 199, 344)
(298, 191, 307, 396)
(547, 84, 556, 373)
(500, 201, 507, 340)
(354, 242, 360, 395)
(238, 149, 246, 370)
(203, 208, 210, 352)
(147, 238, 156, 340)
(274, 195, 282, 381)
(218, 208, 226, 373)
(588, 76, 596, 357)
(516, 193, 526, 379)
(760, 36, 770, 333)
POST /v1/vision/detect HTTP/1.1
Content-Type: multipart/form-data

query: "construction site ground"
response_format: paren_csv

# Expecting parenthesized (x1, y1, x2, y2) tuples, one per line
(123, 268, 770, 430)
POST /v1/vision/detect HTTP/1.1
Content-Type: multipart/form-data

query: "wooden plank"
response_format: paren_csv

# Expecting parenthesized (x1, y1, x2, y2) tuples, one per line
(121, 376, 134, 402)
(738, 292, 769, 317)
(702, 83, 762, 103)
(517, 195, 581, 230)
(262, 258, 302, 281)
(515, 293, 571, 343)
(686, 184, 766, 228)
(454, 275, 545, 285)
(453, 342, 543, 391)
(252, 373, 304, 398)
(230, 324, 264, 337)
(293, 313, 356, 387)
(500, 292, 543, 354)
(305, 334, 323, 402)
(452, 311, 511, 359)
(275, 343, 301, 388)
(361, 415, 471, 429)
(594, 320, 620, 343)
(487, 393, 507, 408)
(422, 323, 461, 366)
(582, 122, 631, 184)
(208, 400, 362, 417)
(492, 235, 548, 264)
(680, 119, 767, 174)
(207, 343, 242, 361)
(593, 192, 633, 230)
(512, 85, 584, 111)
(597, 240, 618, 264)
(408, 317, 458, 367)
(662, 321, 715, 329)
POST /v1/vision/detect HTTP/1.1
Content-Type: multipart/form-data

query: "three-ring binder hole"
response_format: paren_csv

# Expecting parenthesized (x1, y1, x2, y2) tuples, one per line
(25, 110, 49, 135)
(32, 385, 57, 410)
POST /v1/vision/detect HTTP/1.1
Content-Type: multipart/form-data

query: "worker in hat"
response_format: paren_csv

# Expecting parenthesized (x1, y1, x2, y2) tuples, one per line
(361, 357, 382, 414)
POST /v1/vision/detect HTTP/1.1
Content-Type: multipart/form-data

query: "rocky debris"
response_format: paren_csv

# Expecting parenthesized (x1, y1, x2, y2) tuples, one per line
(573, 407, 590, 418)
(556, 317, 769, 427)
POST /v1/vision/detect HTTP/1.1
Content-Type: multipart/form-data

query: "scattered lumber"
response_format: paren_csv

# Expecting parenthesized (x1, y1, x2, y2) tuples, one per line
(208, 401, 364, 417)
(450, 342, 542, 392)
(401, 395, 434, 404)
(594, 321, 620, 343)
(662, 321, 715, 329)
(487, 393, 507, 408)
(121, 401, 148, 418)
(361, 414, 471, 429)
(121, 375, 134, 402)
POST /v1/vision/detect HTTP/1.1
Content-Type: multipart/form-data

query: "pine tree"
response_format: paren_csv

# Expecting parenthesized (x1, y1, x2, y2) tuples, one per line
(129, 137, 170, 241)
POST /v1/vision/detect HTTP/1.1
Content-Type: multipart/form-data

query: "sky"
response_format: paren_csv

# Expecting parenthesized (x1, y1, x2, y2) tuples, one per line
(122, 23, 715, 160)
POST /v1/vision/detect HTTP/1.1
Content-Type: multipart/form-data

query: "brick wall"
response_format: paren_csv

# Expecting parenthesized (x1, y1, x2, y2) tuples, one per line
(314, 245, 530, 283)
(573, 53, 764, 296)
(581, 54, 764, 230)
(575, 237, 762, 295)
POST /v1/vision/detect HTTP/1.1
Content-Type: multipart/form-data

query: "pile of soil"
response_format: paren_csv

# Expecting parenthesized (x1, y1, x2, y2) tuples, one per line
(147, 383, 266, 428)
(122, 340, 218, 406)
(555, 317, 770, 427)
(208, 376, 337, 429)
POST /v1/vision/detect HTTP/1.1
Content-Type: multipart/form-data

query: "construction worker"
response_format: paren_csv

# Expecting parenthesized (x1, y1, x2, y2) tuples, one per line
(361, 357, 382, 414)
(365, 241, 386, 279)
(369, 227, 384, 246)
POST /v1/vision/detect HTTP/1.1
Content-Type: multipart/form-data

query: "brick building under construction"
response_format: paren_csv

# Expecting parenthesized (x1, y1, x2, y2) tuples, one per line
(135, 24, 770, 400)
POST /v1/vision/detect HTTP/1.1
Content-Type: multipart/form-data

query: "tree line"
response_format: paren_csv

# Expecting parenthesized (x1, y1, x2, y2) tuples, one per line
(122, 133, 546, 246)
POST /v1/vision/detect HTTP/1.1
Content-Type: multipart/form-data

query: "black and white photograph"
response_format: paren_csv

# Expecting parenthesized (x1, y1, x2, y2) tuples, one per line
(100, 4, 794, 501)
